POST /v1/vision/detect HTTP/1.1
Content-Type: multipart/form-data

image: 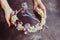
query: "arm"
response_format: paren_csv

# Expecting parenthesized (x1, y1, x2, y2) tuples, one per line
(32, 0, 46, 14)
(1, 0, 13, 27)
(36, 0, 46, 14)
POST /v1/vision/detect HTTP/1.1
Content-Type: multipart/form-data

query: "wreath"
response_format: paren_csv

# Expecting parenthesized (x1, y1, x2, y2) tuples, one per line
(11, 2, 47, 34)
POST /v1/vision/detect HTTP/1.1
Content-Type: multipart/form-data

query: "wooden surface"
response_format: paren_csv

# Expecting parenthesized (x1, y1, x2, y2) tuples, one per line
(0, 0, 60, 40)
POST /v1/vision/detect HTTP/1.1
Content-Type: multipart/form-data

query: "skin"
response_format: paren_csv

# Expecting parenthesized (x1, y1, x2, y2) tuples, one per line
(32, 0, 46, 14)
(0, 0, 13, 27)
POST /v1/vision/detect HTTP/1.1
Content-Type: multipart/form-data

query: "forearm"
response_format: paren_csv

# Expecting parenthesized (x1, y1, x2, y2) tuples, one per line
(33, 0, 46, 14)
(1, 0, 13, 26)
(1, 0, 13, 13)
(36, 0, 46, 14)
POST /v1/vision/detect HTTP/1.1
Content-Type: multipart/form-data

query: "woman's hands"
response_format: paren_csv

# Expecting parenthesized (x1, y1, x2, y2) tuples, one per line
(1, 0, 13, 27)
(32, 0, 46, 14)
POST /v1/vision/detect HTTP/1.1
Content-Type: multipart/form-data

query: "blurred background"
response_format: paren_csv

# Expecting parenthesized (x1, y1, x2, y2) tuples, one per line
(0, 0, 60, 40)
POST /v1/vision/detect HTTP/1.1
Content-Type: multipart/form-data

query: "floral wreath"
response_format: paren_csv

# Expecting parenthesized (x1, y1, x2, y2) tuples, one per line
(11, 2, 47, 34)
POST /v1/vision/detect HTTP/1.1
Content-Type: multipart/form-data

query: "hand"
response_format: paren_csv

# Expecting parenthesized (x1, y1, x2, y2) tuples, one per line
(1, 0, 13, 27)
